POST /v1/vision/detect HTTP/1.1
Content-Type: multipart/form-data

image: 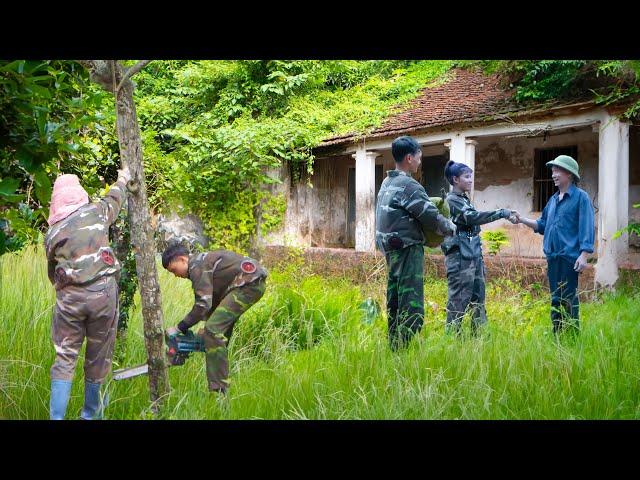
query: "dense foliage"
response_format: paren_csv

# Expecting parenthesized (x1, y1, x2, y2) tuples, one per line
(0, 60, 113, 253)
(1, 60, 456, 253)
(132, 60, 455, 250)
(2, 59, 639, 254)
(467, 60, 640, 114)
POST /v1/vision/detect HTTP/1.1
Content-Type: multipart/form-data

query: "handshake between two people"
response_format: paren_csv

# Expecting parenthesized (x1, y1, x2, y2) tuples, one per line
(505, 210, 521, 225)
(500, 209, 588, 273)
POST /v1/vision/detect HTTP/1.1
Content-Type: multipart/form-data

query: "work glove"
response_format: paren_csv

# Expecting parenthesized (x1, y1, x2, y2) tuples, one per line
(117, 166, 132, 184)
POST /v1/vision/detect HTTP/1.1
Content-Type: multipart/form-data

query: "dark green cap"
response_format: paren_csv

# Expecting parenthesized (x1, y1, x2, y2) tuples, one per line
(546, 155, 580, 180)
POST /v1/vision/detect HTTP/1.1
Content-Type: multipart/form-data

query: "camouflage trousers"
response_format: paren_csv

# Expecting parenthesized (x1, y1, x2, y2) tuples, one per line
(385, 244, 424, 350)
(445, 250, 487, 335)
(50, 275, 119, 383)
(202, 276, 267, 392)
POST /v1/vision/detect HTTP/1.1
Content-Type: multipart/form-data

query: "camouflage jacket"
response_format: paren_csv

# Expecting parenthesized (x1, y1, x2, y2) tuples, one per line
(375, 170, 453, 253)
(177, 251, 268, 331)
(442, 191, 510, 257)
(45, 179, 127, 290)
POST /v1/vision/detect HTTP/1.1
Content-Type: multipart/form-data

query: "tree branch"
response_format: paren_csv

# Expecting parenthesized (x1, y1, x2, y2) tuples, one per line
(116, 60, 152, 92)
(77, 60, 95, 70)
(77, 60, 116, 91)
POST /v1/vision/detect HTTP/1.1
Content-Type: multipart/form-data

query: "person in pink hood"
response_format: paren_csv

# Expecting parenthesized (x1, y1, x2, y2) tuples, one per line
(45, 166, 131, 420)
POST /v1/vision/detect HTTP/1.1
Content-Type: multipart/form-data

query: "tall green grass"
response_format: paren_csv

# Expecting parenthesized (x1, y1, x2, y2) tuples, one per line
(1, 244, 639, 419)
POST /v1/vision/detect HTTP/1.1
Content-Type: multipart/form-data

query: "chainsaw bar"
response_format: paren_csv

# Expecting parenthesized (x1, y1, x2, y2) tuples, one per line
(113, 363, 149, 381)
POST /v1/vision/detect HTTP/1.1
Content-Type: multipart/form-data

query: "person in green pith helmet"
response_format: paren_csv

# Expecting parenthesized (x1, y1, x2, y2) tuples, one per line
(513, 155, 595, 334)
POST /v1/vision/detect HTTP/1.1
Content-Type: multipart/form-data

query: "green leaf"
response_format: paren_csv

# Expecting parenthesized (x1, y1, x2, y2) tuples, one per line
(59, 142, 80, 153)
(22, 60, 45, 75)
(30, 75, 53, 84)
(15, 147, 38, 173)
(34, 206, 49, 221)
(28, 83, 52, 99)
(35, 111, 47, 138)
(33, 170, 52, 205)
(0, 60, 23, 73)
(0, 193, 24, 203)
(0, 178, 20, 195)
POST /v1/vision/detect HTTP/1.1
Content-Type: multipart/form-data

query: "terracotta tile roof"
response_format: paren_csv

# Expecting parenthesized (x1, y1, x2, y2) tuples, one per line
(318, 68, 594, 148)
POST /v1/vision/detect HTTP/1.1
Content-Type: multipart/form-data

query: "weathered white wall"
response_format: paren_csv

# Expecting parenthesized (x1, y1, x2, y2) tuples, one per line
(473, 127, 599, 257)
(596, 115, 630, 287)
(269, 122, 640, 266)
(264, 156, 352, 248)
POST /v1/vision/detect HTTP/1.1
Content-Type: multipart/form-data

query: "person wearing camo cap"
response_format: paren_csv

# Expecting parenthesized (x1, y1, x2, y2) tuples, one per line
(45, 166, 131, 419)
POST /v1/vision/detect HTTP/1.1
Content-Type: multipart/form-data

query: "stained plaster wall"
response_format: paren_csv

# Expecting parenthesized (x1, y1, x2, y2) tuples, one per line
(473, 128, 599, 257)
(267, 125, 639, 256)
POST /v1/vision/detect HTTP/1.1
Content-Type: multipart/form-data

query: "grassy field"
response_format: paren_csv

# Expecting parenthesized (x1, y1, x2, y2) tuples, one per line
(1, 244, 639, 420)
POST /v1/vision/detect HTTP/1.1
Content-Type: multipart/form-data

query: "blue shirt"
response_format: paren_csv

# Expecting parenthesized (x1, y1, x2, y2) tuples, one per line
(535, 184, 595, 262)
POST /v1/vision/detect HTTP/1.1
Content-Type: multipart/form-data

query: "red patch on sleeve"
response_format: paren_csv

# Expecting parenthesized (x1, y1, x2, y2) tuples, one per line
(241, 260, 257, 274)
(101, 250, 115, 266)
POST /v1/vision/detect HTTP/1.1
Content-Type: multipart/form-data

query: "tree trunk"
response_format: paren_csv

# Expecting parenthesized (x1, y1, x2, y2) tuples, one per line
(80, 60, 169, 412)
(114, 65, 169, 412)
(109, 206, 137, 364)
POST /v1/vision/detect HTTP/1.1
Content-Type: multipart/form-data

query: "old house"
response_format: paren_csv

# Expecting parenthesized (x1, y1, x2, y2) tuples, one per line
(263, 68, 640, 288)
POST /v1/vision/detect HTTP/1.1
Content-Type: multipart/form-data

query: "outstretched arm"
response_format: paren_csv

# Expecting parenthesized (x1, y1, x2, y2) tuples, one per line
(99, 167, 131, 226)
(514, 203, 548, 234)
(177, 268, 214, 333)
(448, 194, 512, 226)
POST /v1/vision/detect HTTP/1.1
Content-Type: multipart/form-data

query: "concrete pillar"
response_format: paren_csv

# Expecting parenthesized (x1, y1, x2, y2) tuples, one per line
(444, 133, 469, 194)
(352, 147, 380, 252)
(444, 133, 466, 163)
(465, 139, 478, 200)
(595, 113, 630, 288)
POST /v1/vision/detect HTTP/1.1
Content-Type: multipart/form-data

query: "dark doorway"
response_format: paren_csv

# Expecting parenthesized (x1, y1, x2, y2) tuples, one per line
(421, 154, 449, 198)
(375, 164, 384, 199)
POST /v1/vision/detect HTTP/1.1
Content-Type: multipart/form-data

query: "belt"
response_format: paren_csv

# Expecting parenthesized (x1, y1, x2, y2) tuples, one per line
(456, 229, 479, 239)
